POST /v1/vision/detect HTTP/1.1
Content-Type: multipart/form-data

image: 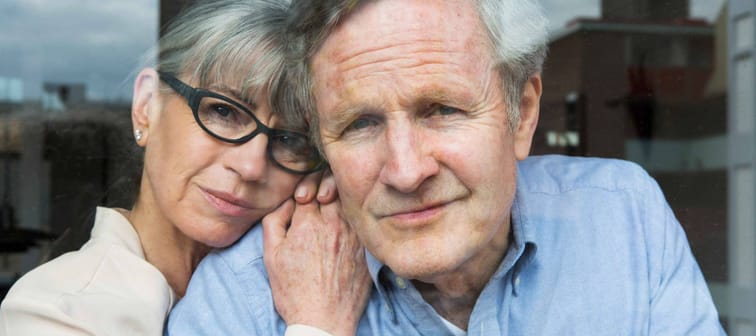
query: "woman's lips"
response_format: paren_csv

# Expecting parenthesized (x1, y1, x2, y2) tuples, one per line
(200, 188, 255, 217)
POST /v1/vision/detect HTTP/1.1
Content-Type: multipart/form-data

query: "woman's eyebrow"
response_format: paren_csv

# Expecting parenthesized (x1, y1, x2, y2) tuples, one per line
(207, 83, 258, 108)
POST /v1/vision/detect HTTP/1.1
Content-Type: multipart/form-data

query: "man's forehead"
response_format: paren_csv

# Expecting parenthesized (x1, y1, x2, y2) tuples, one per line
(309, 0, 500, 123)
(315, 0, 488, 61)
(312, 1, 493, 85)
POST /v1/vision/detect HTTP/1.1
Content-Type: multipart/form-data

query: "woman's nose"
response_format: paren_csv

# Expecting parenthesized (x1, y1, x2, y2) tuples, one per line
(224, 133, 269, 182)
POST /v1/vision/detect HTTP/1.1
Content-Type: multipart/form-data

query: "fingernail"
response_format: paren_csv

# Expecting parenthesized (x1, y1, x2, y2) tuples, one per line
(295, 185, 308, 199)
(317, 185, 330, 198)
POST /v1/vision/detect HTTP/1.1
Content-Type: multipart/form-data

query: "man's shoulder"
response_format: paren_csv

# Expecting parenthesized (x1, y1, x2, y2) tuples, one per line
(207, 223, 266, 273)
(513, 155, 670, 253)
(518, 155, 653, 195)
(174, 223, 269, 310)
(167, 224, 279, 335)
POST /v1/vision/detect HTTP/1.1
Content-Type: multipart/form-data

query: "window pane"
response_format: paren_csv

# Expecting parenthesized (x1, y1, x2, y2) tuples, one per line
(734, 57, 754, 134)
(735, 15, 754, 50)
(0, 0, 157, 298)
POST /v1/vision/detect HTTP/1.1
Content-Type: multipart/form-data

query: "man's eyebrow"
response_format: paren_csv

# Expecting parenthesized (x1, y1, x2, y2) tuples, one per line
(322, 89, 469, 131)
(323, 103, 382, 131)
(415, 85, 475, 107)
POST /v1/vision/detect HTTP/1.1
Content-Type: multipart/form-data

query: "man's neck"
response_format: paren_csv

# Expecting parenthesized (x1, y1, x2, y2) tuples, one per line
(411, 223, 512, 330)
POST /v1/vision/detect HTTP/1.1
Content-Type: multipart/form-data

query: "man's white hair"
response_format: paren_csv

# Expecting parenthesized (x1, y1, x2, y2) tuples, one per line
(478, 0, 549, 67)
(476, 0, 549, 128)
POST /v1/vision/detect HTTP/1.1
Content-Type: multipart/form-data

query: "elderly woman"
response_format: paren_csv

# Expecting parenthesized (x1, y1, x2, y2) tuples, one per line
(0, 0, 369, 335)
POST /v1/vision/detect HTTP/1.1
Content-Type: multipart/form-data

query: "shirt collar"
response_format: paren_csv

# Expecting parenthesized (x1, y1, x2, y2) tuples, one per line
(90, 206, 145, 259)
(490, 168, 539, 280)
(366, 248, 385, 284)
(90, 207, 176, 307)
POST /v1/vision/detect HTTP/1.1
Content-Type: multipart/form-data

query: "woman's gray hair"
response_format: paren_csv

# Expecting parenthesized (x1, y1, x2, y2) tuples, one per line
(123, 0, 299, 204)
(283, 0, 549, 151)
(158, 0, 303, 128)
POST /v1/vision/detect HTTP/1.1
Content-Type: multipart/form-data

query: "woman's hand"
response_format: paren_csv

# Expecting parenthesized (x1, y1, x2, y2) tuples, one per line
(262, 173, 370, 336)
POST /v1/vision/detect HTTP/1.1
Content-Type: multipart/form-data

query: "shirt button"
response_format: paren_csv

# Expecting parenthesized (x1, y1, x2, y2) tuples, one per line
(395, 277, 407, 289)
(514, 276, 521, 287)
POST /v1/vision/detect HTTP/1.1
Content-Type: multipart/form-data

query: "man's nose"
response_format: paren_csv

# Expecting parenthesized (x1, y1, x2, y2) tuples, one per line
(378, 121, 439, 193)
(225, 133, 269, 182)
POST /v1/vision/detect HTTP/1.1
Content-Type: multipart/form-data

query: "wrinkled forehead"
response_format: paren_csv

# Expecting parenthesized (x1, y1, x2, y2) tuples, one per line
(340, 0, 484, 36)
(312, 0, 492, 74)
(310, 0, 495, 106)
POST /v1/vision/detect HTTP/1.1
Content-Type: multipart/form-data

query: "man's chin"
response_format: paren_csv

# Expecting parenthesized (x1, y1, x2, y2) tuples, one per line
(386, 257, 461, 282)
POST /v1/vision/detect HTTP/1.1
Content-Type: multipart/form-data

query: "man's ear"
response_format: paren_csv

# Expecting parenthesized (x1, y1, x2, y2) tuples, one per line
(513, 73, 542, 160)
(131, 68, 160, 146)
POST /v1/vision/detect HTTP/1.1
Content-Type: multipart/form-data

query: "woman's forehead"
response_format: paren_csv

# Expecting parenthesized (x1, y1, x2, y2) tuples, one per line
(197, 66, 267, 104)
(190, 45, 279, 99)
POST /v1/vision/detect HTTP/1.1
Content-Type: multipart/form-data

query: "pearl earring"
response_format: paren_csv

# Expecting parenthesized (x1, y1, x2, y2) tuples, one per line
(135, 129, 143, 142)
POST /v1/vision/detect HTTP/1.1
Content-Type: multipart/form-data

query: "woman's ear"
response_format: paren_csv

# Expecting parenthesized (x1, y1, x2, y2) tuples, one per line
(513, 73, 542, 160)
(131, 68, 160, 146)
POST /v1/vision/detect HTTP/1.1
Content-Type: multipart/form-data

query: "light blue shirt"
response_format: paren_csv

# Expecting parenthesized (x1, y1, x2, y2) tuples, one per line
(167, 155, 725, 335)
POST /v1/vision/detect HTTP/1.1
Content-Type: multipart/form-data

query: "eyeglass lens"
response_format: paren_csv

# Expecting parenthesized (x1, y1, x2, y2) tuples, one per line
(196, 95, 321, 174)
(159, 72, 323, 174)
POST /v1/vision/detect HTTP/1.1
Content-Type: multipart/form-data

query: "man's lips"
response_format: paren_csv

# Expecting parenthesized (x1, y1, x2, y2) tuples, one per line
(378, 199, 457, 225)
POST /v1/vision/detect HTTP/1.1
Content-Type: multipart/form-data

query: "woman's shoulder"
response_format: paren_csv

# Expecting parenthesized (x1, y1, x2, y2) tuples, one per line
(5, 243, 110, 301)
(0, 210, 174, 335)
(1, 243, 173, 335)
(6, 207, 170, 302)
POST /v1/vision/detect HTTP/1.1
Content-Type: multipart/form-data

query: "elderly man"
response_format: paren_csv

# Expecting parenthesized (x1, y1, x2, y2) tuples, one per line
(167, 0, 725, 334)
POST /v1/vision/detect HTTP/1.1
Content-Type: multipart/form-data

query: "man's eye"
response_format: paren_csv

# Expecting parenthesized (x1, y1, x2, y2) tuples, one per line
(432, 104, 462, 116)
(345, 117, 378, 132)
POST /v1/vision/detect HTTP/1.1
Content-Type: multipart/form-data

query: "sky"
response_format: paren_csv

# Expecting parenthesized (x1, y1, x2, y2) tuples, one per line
(0, 0, 726, 102)
(0, 0, 158, 101)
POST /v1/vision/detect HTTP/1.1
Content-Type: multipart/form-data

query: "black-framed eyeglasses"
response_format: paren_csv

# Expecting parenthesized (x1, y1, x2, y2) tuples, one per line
(158, 71, 325, 175)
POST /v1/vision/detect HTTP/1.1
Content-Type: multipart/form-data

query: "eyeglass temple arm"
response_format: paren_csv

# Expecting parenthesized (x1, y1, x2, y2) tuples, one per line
(157, 71, 195, 98)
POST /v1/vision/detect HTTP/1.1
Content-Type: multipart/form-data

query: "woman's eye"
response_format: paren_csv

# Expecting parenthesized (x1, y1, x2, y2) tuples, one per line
(275, 134, 306, 150)
(211, 104, 233, 117)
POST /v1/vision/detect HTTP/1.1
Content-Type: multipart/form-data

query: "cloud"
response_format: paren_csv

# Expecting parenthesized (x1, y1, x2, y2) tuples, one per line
(0, 0, 157, 101)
